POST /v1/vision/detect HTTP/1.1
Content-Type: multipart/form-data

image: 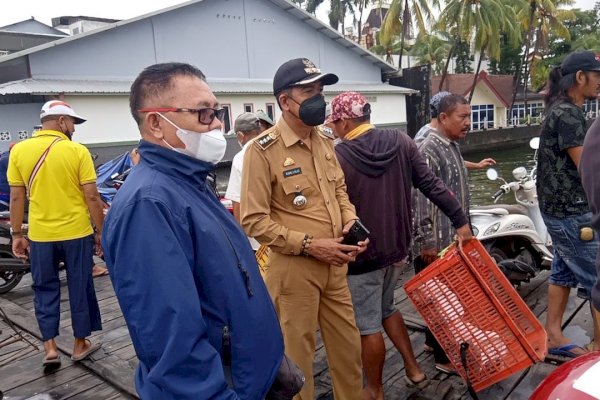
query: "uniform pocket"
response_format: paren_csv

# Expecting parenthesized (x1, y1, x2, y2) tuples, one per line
(281, 175, 311, 195)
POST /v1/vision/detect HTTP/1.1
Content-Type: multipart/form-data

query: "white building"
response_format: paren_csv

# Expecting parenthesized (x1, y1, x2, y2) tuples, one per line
(0, 0, 413, 161)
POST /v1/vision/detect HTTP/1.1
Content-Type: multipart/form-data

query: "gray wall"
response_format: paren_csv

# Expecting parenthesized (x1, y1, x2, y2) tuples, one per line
(29, 0, 382, 83)
(0, 102, 42, 150)
(459, 125, 542, 154)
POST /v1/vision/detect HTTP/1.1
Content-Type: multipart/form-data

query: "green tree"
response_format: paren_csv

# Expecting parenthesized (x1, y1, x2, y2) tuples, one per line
(410, 33, 451, 74)
(454, 40, 473, 74)
(438, 0, 519, 101)
(380, 0, 441, 70)
(509, 0, 574, 114)
(489, 34, 522, 75)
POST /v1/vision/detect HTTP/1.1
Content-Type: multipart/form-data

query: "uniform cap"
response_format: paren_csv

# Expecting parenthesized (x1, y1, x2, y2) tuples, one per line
(273, 58, 338, 95)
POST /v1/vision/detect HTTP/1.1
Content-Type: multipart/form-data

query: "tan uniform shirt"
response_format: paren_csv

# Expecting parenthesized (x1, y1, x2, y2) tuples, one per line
(241, 117, 357, 255)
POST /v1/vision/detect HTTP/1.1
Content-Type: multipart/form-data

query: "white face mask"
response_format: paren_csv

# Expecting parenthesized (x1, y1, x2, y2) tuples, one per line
(157, 113, 227, 164)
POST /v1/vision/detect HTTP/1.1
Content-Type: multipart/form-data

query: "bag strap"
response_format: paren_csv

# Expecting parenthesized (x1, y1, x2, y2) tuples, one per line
(27, 137, 62, 195)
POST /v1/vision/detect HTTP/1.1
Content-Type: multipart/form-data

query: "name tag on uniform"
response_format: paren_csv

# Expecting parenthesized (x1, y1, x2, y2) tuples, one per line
(283, 168, 302, 178)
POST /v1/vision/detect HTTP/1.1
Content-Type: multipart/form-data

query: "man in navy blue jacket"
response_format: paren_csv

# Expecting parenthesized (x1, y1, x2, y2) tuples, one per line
(102, 63, 284, 399)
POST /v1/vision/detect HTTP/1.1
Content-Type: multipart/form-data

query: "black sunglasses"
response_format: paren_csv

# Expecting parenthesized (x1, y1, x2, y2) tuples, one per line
(139, 107, 226, 125)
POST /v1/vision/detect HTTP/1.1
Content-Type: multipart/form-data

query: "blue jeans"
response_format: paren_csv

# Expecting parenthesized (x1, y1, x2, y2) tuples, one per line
(542, 212, 599, 298)
(30, 235, 102, 340)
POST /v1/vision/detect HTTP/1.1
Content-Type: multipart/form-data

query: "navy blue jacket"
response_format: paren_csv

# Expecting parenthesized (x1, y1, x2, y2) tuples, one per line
(102, 140, 283, 399)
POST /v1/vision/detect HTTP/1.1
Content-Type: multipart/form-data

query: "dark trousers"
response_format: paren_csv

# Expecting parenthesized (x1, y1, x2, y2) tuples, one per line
(414, 256, 450, 364)
(30, 235, 102, 340)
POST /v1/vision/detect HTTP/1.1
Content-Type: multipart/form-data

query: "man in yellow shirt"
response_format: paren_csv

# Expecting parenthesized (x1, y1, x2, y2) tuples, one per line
(8, 100, 105, 367)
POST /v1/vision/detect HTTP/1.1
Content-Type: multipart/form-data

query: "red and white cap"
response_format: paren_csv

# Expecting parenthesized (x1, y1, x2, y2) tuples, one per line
(325, 91, 371, 124)
(40, 100, 86, 124)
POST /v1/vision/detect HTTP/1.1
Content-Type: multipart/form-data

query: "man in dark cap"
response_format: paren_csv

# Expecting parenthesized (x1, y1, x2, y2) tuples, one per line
(538, 50, 600, 358)
(241, 58, 368, 400)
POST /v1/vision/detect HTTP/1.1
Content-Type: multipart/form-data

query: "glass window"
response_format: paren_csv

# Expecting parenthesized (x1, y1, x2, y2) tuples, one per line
(244, 104, 253, 113)
(584, 99, 598, 119)
(471, 104, 494, 130)
(266, 103, 275, 122)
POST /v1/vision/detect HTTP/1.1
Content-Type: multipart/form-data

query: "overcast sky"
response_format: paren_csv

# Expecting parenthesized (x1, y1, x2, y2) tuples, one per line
(0, 0, 596, 30)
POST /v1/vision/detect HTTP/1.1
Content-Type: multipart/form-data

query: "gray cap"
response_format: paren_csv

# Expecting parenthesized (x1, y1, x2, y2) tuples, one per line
(234, 112, 260, 133)
(430, 91, 452, 118)
(256, 110, 274, 127)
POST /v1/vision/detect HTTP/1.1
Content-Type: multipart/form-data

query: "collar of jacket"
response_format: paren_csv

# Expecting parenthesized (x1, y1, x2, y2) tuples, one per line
(137, 139, 214, 187)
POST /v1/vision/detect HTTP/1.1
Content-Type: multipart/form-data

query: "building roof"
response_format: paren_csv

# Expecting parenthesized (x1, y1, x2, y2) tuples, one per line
(0, 78, 416, 96)
(0, 0, 396, 73)
(364, 7, 388, 30)
(51, 16, 121, 28)
(0, 18, 68, 36)
(432, 71, 543, 105)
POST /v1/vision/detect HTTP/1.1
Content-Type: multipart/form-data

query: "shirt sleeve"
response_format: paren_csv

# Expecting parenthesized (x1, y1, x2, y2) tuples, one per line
(557, 106, 586, 151)
(7, 148, 24, 186)
(412, 147, 441, 251)
(240, 144, 305, 255)
(333, 158, 357, 225)
(102, 198, 238, 400)
(224, 154, 242, 203)
(78, 146, 97, 184)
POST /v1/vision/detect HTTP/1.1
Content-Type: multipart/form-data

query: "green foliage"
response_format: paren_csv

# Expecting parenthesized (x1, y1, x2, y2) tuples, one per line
(489, 34, 522, 75)
(410, 33, 451, 74)
(454, 40, 473, 73)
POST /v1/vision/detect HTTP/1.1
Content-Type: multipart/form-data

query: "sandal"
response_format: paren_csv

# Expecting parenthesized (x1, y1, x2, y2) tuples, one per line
(404, 376, 454, 398)
(71, 339, 102, 361)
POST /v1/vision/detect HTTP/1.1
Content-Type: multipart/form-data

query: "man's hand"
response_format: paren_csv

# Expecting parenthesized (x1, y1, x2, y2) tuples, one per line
(307, 237, 360, 267)
(456, 224, 473, 247)
(12, 237, 29, 261)
(94, 232, 103, 258)
(420, 248, 438, 265)
(474, 158, 496, 169)
(341, 219, 370, 259)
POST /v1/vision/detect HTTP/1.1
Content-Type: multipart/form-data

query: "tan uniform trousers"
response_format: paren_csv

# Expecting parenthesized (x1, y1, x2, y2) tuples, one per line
(266, 252, 363, 400)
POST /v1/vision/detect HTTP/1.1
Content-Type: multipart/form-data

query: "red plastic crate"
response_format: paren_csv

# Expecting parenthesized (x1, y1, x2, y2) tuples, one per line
(404, 239, 547, 392)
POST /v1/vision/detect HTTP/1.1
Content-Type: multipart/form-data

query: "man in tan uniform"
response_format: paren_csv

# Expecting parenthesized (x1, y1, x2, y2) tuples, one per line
(241, 58, 367, 399)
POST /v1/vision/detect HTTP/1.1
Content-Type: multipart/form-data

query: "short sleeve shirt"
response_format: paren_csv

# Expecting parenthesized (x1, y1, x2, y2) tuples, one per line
(7, 130, 96, 241)
(537, 101, 589, 217)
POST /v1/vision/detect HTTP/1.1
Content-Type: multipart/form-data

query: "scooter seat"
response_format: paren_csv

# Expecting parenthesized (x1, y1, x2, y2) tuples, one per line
(472, 204, 529, 216)
(471, 207, 509, 215)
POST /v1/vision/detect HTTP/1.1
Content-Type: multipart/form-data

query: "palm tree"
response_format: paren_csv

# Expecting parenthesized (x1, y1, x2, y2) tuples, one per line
(410, 33, 451, 75)
(328, 0, 355, 32)
(438, 0, 519, 102)
(509, 0, 574, 118)
(380, 0, 441, 70)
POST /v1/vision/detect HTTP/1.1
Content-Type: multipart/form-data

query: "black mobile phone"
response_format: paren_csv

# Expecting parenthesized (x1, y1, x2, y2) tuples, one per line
(342, 220, 370, 245)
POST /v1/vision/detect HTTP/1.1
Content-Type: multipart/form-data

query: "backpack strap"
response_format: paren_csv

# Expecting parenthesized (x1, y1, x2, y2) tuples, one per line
(27, 137, 62, 196)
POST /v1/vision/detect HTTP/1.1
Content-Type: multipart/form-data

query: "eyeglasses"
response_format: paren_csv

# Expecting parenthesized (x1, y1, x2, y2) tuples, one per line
(138, 107, 226, 125)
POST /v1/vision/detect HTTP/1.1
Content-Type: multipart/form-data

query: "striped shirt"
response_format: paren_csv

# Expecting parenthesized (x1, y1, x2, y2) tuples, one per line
(412, 132, 470, 255)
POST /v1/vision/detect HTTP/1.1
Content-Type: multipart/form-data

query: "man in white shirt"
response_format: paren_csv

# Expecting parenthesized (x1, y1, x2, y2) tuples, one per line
(225, 112, 262, 249)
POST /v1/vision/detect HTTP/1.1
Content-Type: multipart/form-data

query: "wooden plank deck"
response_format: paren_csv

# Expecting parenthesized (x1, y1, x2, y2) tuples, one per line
(0, 262, 594, 399)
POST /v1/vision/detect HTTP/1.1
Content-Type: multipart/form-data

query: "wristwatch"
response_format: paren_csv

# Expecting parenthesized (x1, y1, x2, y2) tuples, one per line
(9, 227, 23, 237)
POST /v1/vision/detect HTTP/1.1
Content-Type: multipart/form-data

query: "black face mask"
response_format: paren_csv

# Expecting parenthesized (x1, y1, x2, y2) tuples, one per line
(291, 94, 327, 126)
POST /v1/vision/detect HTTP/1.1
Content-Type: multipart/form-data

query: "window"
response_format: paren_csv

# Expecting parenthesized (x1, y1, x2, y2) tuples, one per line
(18, 130, 28, 140)
(221, 104, 232, 132)
(0, 132, 10, 141)
(244, 104, 253, 113)
(266, 103, 275, 122)
(471, 104, 494, 130)
(507, 102, 544, 125)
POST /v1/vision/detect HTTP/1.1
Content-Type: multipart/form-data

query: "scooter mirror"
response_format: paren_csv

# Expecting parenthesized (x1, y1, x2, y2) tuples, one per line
(486, 168, 499, 181)
(529, 137, 540, 150)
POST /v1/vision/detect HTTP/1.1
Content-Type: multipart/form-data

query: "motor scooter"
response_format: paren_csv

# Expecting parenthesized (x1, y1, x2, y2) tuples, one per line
(0, 213, 30, 294)
(470, 138, 553, 285)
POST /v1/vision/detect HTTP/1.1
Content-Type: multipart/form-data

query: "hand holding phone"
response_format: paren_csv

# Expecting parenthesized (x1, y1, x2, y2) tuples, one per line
(342, 220, 370, 246)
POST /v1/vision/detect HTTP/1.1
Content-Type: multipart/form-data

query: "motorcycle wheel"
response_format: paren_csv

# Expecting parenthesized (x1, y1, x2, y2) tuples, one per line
(0, 248, 24, 294)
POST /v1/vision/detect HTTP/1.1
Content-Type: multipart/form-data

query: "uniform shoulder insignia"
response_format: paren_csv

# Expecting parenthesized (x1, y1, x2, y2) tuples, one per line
(255, 131, 279, 151)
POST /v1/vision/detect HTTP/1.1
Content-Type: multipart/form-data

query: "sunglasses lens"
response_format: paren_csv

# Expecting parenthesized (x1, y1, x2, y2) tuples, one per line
(215, 108, 225, 122)
(198, 109, 215, 124)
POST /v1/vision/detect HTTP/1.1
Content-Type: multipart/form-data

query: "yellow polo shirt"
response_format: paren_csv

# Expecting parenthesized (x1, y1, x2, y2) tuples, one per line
(7, 130, 97, 241)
